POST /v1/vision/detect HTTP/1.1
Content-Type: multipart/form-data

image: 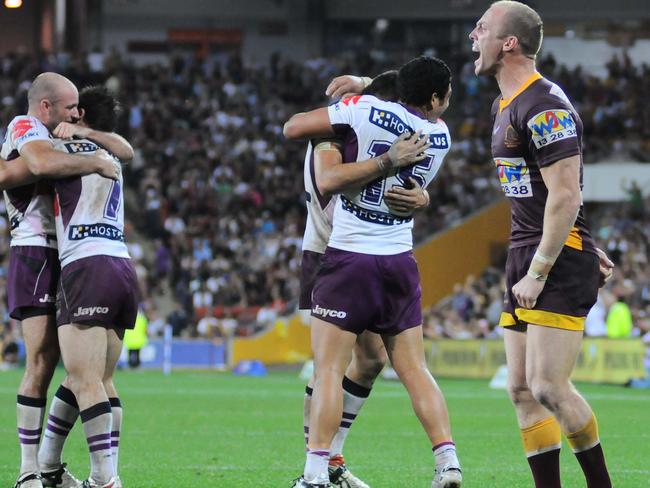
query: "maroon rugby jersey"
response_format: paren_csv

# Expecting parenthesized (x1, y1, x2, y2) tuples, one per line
(491, 72, 595, 254)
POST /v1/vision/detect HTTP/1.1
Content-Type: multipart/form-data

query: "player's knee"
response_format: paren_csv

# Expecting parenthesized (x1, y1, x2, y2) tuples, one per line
(352, 355, 387, 382)
(529, 378, 560, 412)
(66, 375, 103, 396)
(25, 347, 59, 378)
(507, 381, 532, 406)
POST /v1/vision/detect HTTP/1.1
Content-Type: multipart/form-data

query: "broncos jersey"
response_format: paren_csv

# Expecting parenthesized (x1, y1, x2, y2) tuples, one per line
(1, 116, 57, 248)
(326, 95, 450, 255)
(53, 138, 130, 268)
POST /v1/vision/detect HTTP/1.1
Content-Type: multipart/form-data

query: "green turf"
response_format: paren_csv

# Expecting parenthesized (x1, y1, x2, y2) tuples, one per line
(1, 369, 648, 487)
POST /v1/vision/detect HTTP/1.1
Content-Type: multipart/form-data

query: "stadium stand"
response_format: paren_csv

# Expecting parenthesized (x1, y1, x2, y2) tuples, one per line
(0, 49, 648, 338)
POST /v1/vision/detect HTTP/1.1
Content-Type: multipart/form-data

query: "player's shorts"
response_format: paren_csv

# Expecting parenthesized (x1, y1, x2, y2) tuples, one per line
(299, 250, 324, 310)
(8, 246, 59, 320)
(311, 247, 422, 335)
(57, 255, 139, 329)
(499, 245, 599, 332)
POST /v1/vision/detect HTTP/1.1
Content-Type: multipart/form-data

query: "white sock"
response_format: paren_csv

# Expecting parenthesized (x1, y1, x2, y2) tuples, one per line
(304, 448, 330, 483)
(330, 377, 371, 457)
(17, 395, 46, 475)
(303, 385, 312, 447)
(81, 402, 114, 483)
(433, 441, 460, 471)
(109, 397, 122, 475)
(39, 385, 79, 472)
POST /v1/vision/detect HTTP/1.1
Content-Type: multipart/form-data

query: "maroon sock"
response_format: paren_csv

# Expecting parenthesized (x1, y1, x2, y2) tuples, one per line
(575, 443, 612, 488)
(527, 448, 561, 488)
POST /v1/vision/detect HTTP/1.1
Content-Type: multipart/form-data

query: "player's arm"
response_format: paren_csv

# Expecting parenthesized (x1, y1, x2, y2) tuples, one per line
(314, 133, 430, 196)
(0, 157, 38, 190)
(534, 155, 582, 270)
(384, 178, 430, 213)
(20, 140, 120, 180)
(53, 122, 134, 161)
(325, 75, 372, 99)
(283, 108, 334, 140)
(513, 155, 582, 308)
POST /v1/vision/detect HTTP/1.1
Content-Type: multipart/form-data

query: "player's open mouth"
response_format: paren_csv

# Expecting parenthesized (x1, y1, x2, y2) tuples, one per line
(472, 43, 481, 66)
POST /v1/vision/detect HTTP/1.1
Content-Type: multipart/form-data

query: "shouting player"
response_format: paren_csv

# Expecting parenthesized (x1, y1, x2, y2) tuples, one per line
(285, 56, 462, 488)
(470, 2, 613, 487)
(300, 71, 431, 488)
(1, 73, 122, 488)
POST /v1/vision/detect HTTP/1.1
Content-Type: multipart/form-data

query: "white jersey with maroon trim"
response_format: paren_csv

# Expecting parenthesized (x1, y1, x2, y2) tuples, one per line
(327, 95, 451, 255)
(53, 138, 130, 268)
(302, 141, 337, 254)
(0, 116, 57, 248)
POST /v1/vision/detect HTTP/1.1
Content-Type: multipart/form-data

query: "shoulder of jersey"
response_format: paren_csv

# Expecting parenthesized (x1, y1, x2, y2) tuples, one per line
(9, 115, 44, 138)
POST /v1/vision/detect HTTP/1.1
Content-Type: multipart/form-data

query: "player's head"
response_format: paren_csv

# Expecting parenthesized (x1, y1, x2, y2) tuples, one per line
(397, 56, 452, 121)
(27, 72, 79, 130)
(469, 1, 543, 76)
(78, 86, 120, 132)
(362, 70, 399, 102)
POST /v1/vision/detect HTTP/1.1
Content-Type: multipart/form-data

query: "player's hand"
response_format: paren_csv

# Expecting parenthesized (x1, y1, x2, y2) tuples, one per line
(595, 247, 614, 287)
(384, 178, 429, 214)
(512, 274, 546, 309)
(94, 149, 121, 180)
(387, 130, 431, 168)
(53, 122, 91, 139)
(325, 75, 368, 99)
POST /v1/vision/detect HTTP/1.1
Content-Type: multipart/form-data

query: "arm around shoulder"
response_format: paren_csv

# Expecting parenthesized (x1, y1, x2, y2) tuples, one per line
(283, 107, 334, 140)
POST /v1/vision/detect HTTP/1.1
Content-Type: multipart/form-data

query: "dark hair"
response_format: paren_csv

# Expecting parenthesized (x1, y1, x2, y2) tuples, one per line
(362, 70, 399, 102)
(493, 1, 543, 58)
(397, 56, 451, 108)
(78, 86, 120, 132)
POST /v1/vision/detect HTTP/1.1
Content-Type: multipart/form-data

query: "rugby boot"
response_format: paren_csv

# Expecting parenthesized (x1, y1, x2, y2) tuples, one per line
(79, 478, 116, 488)
(328, 455, 370, 488)
(291, 476, 331, 487)
(13, 472, 43, 488)
(431, 465, 463, 488)
(41, 464, 81, 488)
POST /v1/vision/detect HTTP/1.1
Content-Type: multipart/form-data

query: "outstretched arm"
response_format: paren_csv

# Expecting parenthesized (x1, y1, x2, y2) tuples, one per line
(53, 122, 134, 161)
(283, 107, 334, 140)
(0, 158, 38, 190)
(314, 132, 430, 196)
(20, 140, 121, 180)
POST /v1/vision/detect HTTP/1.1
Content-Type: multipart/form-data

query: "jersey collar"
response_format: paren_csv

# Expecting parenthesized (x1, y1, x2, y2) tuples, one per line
(498, 72, 542, 113)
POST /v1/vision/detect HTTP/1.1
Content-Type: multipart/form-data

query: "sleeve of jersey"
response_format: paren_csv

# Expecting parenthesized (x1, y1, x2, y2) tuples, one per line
(12, 116, 52, 153)
(525, 102, 580, 168)
(327, 98, 357, 136)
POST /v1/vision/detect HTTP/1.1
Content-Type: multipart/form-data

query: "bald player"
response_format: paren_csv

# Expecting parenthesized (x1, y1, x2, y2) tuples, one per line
(1, 72, 122, 488)
(470, 2, 613, 487)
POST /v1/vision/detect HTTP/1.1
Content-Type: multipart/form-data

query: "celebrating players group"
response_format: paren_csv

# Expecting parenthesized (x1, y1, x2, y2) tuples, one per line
(7, 2, 616, 488)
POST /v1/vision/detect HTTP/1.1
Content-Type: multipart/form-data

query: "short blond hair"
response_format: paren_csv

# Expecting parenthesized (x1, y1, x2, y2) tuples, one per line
(492, 1, 543, 58)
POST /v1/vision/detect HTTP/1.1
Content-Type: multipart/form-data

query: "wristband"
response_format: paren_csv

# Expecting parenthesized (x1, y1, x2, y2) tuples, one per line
(533, 250, 556, 266)
(527, 269, 547, 282)
(361, 76, 373, 89)
(376, 153, 393, 175)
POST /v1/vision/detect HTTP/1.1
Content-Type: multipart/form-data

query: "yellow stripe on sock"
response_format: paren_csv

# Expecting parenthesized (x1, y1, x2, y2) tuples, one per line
(520, 416, 562, 458)
(566, 414, 600, 453)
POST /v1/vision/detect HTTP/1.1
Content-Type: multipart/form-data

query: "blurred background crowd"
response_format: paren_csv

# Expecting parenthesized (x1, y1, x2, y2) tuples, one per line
(0, 47, 649, 353)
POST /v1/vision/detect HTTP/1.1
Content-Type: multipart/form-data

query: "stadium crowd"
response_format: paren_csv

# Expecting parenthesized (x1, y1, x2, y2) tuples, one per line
(422, 199, 650, 340)
(0, 48, 649, 338)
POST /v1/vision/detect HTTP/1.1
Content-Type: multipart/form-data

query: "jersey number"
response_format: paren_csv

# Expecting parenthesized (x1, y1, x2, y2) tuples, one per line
(360, 140, 434, 207)
(103, 181, 121, 221)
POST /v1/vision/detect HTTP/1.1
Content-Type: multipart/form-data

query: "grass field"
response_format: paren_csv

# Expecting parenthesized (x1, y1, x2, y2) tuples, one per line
(1, 368, 648, 487)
